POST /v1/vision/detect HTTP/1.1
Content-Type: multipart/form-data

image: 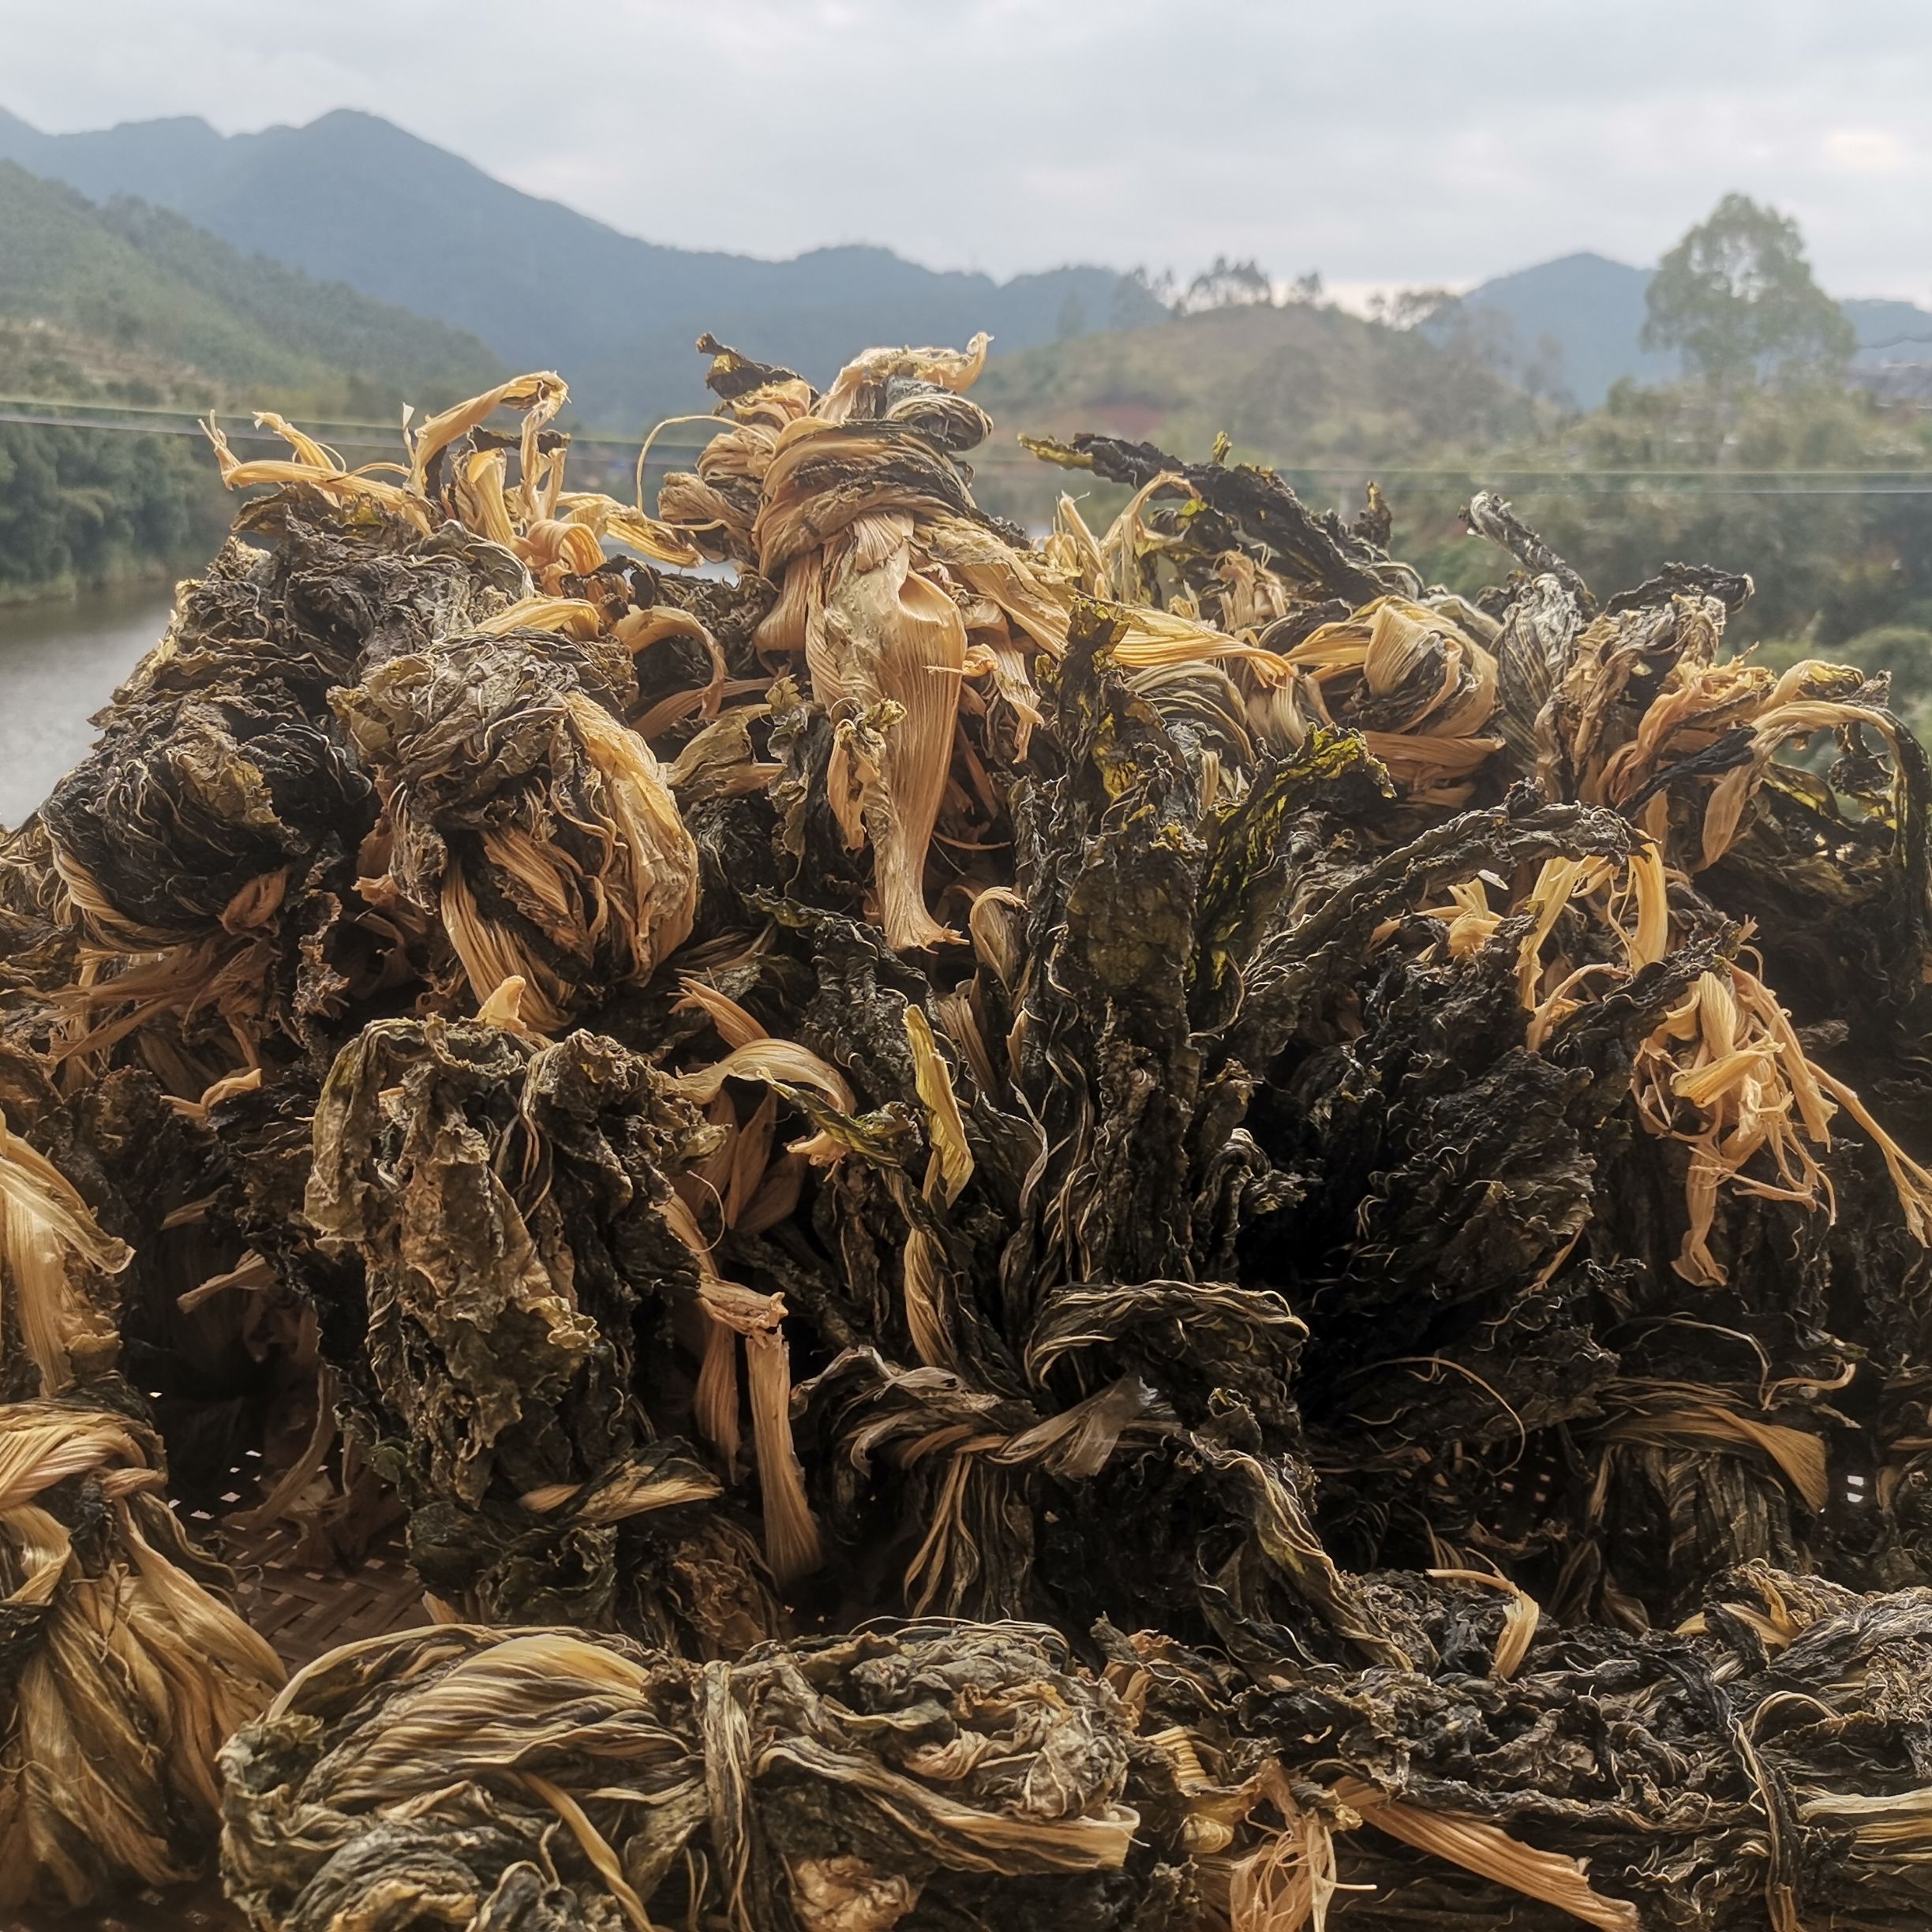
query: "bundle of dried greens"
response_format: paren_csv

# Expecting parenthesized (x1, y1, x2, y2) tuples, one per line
(302, 1003, 787, 1642)
(38, 555, 371, 959)
(0, 1048, 293, 1514)
(219, 1617, 1201, 1932)
(334, 628, 698, 1032)
(733, 352, 995, 949)
(1026, 429, 1421, 612)
(1222, 1560, 1932, 1930)
(199, 375, 750, 1038)
(1274, 597, 1502, 806)
(0, 1399, 283, 1915)
(702, 623, 1398, 1668)
(657, 336, 1301, 952)
(0, 821, 84, 1057)
(26, 488, 526, 1088)
(673, 371, 1932, 1674)
(208, 376, 701, 579)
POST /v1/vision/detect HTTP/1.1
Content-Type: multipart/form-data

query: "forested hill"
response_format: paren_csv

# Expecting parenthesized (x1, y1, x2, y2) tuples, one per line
(971, 296, 1543, 507)
(0, 159, 502, 413)
(0, 160, 502, 600)
(0, 105, 1166, 432)
(1452, 252, 1932, 409)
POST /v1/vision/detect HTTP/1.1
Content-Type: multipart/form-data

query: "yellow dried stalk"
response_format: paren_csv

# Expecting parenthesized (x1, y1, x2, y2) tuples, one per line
(1227, 1765, 1349, 1932)
(660, 1212, 822, 1584)
(654, 995, 837, 1582)
(0, 1402, 283, 1912)
(212, 372, 699, 598)
(666, 1035, 857, 1166)
(904, 1005, 973, 1205)
(900, 1004, 975, 1371)
(1283, 599, 1503, 806)
(1632, 961, 1932, 1284)
(1406, 837, 1928, 1290)
(1428, 1567, 1543, 1679)
(819, 334, 992, 418)
(0, 1108, 129, 1393)
(203, 411, 431, 527)
(897, 1376, 1177, 1615)
(1331, 1777, 1638, 1931)
(1552, 605, 1904, 870)
(1595, 1383, 1829, 1512)
(820, 517, 968, 951)
(435, 691, 698, 1032)
(1796, 1784, 1932, 1848)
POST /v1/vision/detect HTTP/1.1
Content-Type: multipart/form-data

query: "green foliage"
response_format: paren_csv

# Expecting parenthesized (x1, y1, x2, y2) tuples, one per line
(0, 421, 227, 601)
(0, 161, 328, 393)
(1642, 193, 1855, 386)
(1368, 286, 1460, 331)
(0, 159, 502, 416)
(1181, 256, 1274, 313)
(1382, 378, 1932, 653)
(1513, 379, 1932, 648)
(972, 298, 1541, 527)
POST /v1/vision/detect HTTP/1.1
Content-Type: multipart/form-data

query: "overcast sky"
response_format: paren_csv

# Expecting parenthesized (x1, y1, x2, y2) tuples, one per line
(4, 0, 1929, 302)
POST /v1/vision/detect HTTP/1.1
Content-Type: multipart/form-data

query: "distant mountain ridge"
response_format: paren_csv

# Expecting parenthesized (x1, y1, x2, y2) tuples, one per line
(0, 156, 501, 408)
(0, 106, 1164, 430)
(6, 99, 1926, 436)
(1455, 251, 1932, 408)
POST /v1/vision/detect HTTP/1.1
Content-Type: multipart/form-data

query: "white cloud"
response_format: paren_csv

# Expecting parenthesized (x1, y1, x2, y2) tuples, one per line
(1823, 127, 1912, 174)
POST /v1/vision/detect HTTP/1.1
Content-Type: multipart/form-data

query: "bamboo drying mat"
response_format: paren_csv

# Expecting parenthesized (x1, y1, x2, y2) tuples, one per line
(222, 1518, 432, 1671)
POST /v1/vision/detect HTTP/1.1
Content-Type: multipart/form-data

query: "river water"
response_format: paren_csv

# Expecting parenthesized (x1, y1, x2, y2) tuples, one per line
(0, 584, 174, 826)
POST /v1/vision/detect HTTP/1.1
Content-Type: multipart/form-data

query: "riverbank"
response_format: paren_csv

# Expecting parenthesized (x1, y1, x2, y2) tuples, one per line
(0, 548, 197, 608)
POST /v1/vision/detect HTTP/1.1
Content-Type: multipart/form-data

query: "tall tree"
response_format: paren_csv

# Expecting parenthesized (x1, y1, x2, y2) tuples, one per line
(1643, 193, 1854, 385)
(1183, 256, 1274, 313)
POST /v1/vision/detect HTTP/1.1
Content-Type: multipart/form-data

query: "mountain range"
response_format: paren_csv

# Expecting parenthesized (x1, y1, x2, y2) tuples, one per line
(3, 100, 1929, 438)
(1455, 252, 1932, 408)
(0, 155, 502, 410)
(0, 105, 1163, 431)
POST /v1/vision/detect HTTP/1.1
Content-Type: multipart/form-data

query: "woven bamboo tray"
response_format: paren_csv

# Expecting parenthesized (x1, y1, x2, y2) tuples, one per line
(222, 1520, 431, 1672)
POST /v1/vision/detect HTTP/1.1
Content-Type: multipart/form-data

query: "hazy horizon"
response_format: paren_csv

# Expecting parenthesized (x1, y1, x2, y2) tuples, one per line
(2, 0, 1926, 304)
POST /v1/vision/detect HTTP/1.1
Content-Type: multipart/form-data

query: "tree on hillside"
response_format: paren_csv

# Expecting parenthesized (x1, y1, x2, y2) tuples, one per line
(1643, 194, 1854, 386)
(1410, 294, 1576, 406)
(1368, 287, 1460, 331)
(1183, 256, 1273, 313)
(1115, 267, 1178, 322)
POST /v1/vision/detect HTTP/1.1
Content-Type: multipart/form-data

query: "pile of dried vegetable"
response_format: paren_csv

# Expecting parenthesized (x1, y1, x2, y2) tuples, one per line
(3, 331, 1932, 1928)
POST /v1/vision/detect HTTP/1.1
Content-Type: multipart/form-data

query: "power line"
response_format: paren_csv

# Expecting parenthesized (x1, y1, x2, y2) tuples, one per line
(16, 395, 1932, 474)
(0, 397, 718, 452)
(9, 406, 1932, 496)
